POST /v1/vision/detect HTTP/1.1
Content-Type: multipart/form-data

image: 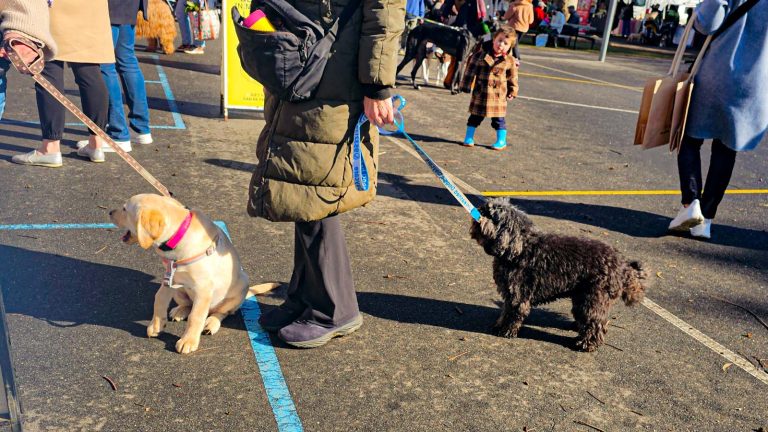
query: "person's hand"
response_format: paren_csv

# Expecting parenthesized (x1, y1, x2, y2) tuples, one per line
(363, 96, 394, 127)
(0, 32, 42, 74)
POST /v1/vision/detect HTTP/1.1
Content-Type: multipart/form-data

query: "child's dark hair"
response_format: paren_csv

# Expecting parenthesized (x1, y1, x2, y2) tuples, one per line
(493, 25, 517, 44)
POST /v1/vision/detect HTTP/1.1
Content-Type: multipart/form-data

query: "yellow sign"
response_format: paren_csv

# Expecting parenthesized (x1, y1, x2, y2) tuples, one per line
(221, 0, 265, 116)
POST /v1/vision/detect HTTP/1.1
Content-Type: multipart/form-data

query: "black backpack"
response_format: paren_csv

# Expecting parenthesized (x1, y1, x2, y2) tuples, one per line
(232, 0, 361, 102)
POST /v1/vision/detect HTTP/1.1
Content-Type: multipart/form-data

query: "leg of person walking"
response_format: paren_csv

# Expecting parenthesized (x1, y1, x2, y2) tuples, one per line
(700, 138, 737, 219)
(669, 135, 705, 231)
(513, 31, 523, 60)
(463, 114, 484, 146)
(491, 116, 507, 150)
(113, 23, 152, 145)
(11, 60, 65, 167)
(278, 216, 362, 348)
(71, 62, 109, 162)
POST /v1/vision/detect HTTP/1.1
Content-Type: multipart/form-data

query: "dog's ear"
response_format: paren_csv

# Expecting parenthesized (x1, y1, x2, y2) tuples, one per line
(136, 208, 165, 249)
(479, 215, 497, 239)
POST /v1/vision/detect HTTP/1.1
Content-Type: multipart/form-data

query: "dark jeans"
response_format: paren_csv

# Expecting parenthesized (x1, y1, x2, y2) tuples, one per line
(35, 61, 108, 140)
(467, 114, 506, 130)
(512, 30, 524, 60)
(677, 136, 737, 219)
(284, 215, 359, 326)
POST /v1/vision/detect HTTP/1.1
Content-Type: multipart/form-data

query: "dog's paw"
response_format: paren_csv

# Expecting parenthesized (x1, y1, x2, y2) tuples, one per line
(175, 334, 200, 354)
(575, 339, 599, 352)
(490, 324, 518, 338)
(202, 316, 221, 335)
(147, 317, 167, 338)
(169, 305, 191, 322)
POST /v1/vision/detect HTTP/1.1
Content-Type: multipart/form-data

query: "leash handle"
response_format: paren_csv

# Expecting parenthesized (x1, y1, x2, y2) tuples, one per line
(5, 35, 173, 198)
(352, 95, 481, 222)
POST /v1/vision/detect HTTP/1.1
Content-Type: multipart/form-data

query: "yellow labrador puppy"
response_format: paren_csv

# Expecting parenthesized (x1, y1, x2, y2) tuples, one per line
(110, 194, 278, 354)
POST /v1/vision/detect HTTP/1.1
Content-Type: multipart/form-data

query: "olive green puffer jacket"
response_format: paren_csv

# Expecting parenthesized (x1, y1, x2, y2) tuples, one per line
(247, 0, 406, 222)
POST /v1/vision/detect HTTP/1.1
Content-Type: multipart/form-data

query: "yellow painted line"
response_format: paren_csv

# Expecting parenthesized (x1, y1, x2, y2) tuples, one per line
(482, 189, 768, 197)
(520, 72, 643, 91)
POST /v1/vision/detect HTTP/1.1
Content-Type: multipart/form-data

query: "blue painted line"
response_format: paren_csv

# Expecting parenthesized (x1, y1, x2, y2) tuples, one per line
(215, 222, 303, 432)
(0, 223, 115, 230)
(151, 55, 186, 131)
(0, 222, 302, 431)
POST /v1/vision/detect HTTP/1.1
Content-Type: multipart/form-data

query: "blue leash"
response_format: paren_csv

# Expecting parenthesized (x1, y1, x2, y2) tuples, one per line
(352, 95, 482, 222)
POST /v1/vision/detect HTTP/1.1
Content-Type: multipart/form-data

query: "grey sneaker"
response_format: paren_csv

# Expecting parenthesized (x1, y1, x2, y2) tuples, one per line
(278, 314, 363, 349)
(668, 199, 704, 231)
(11, 150, 63, 168)
(76, 145, 105, 162)
(259, 301, 305, 332)
(77, 139, 131, 153)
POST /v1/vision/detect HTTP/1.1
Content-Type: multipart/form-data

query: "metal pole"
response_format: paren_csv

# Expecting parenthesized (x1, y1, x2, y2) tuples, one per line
(0, 287, 22, 432)
(599, 0, 619, 62)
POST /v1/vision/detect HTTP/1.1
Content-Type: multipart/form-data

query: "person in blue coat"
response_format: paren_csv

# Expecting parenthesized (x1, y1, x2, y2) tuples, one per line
(667, 0, 767, 240)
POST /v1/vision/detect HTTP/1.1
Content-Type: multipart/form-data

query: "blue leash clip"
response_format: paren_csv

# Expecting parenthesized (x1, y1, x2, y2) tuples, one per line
(353, 95, 482, 222)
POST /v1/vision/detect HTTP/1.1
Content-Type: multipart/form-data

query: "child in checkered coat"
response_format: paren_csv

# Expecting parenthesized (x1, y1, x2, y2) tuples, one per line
(459, 26, 519, 150)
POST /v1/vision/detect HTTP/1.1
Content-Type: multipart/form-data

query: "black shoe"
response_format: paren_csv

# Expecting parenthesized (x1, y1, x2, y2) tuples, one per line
(259, 301, 305, 332)
(278, 314, 363, 349)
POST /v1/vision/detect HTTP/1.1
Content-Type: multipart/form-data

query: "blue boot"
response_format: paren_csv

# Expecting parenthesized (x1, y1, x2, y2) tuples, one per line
(492, 129, 507, 150)
(462, 126, 476, 147)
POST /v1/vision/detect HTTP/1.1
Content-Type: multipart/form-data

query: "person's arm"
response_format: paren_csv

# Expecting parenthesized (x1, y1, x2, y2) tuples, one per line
(694, 0, 729, 34)
(0, 0, 58, 60)
(502, 5, 514, 21)
(506, 61, 518, 99)
(359, 0, 406, 125)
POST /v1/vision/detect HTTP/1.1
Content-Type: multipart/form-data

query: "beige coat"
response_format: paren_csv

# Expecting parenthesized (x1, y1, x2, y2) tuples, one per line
(504, 0, 534, 33)
(50, 0, 114, 63)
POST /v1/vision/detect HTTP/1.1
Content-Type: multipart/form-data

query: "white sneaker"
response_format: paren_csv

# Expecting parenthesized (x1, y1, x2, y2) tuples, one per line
(11, 150, 63, 168)
(690, 219, 712, 239)
(77, 139, 131, 153)
(76, 145, 105, 162)
(668, 199, 704, 231)
(131, 132, 153, 145)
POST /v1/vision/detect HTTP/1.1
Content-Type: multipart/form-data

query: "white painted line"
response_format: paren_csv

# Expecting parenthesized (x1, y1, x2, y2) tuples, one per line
(642, 298, 768, 385)
(517, 95, 639, 114)
(385, 135, 768, 387)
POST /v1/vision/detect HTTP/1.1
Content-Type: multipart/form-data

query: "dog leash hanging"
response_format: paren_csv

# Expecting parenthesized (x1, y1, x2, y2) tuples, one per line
(4, 36, 172, 198)
(353, 95, 482, 222)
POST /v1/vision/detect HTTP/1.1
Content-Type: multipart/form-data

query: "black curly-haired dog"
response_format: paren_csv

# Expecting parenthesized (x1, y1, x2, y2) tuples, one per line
(470, 198, 648, 352)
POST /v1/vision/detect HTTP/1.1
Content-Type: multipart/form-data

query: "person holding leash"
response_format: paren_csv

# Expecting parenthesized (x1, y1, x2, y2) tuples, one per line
(0, 0, 57, 120)
(667, 0, 767, 240)
(251, 1, 405, 348)
(459, 25, 518, 150)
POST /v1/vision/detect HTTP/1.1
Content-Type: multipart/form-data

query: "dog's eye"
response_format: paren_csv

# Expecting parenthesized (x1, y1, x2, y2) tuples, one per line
(122, 206, 126, 211)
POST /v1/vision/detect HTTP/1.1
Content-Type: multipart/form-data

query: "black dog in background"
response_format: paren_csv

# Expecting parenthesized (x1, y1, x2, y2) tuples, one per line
(470, 198, 649, 352)
(396, 20, 474, 94)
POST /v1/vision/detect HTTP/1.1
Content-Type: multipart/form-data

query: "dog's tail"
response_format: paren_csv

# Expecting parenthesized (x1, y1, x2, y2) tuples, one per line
(246, 282, 282, 298)
(621, 261, 648, 306)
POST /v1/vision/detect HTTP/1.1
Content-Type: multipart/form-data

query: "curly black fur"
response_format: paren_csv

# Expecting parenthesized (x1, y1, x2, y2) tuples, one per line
(470, 198, 649, 352)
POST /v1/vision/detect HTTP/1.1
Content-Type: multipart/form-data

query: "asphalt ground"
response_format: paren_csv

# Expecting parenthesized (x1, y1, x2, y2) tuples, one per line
(0, 37, 766, 432)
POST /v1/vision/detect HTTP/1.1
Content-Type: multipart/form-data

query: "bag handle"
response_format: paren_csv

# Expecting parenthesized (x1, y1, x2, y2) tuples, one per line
(668, 12, 696, 76)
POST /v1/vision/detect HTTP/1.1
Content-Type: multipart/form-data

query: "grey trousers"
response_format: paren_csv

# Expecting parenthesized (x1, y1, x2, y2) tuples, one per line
(285, 215, 359, 325)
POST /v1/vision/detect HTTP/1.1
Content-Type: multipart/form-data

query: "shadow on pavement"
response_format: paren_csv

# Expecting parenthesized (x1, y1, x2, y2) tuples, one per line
(138, 55, 221, 76)
(357, 291, 579, 350)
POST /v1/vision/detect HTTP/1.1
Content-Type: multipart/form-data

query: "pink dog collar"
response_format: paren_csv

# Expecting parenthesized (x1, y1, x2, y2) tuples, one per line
(159, 211, 193, 251)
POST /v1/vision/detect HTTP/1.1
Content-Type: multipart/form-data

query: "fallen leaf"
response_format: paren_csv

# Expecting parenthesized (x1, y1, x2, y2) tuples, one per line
(656, 272, 664, 279)
(743, 333, 753, 339)
(172, 383, 182, 388)
(722, 362, 733, 372)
